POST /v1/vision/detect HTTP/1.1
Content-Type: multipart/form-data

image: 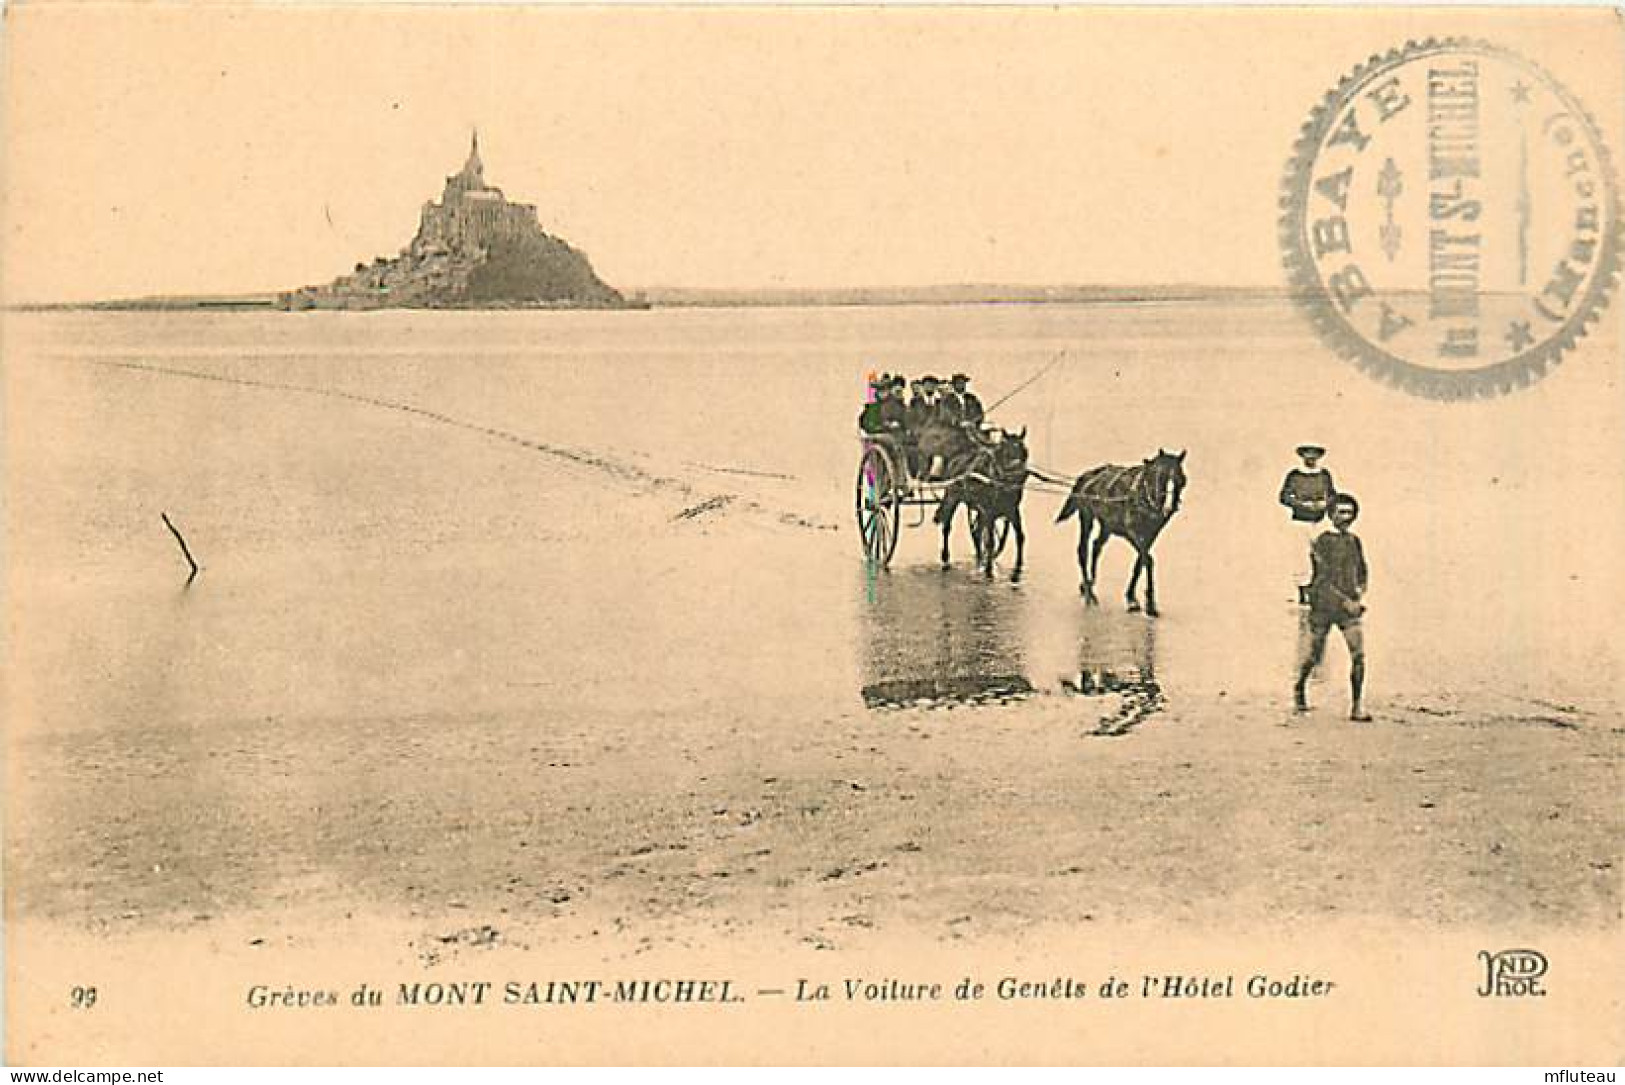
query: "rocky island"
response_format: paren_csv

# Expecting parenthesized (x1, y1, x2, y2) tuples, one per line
(281, 133, 628, 310)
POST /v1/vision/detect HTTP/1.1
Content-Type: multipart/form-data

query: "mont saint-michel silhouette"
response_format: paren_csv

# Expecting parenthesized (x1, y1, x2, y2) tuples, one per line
(281, 131, 626, 310)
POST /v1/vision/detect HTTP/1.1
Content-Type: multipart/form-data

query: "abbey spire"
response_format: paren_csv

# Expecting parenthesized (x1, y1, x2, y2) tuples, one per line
(462, 128, 484, 186)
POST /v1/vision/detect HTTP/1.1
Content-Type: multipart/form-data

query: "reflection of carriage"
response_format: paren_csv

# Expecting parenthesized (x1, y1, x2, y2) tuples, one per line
(855, 433, 1011, 568)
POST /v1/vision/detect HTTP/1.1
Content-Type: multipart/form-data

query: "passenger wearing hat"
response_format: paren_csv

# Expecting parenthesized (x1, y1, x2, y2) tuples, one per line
(941, 373, 985, 429)
(857, 372, 884, 434)
(907, 376, 943, 426)
(858, 372, 907, 436)
(881, 377, 908, 432)
(906, 377, 950, 477)
(1279, 444, 1338, 604)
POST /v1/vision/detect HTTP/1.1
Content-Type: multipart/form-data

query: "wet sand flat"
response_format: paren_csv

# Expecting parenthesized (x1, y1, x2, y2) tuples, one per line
(11, 670, 1620, 943)
(5, 305, 1622, 1062)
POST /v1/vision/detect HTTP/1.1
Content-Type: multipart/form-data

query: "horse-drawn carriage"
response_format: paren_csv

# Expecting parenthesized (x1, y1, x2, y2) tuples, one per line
(854, 430, 1019, 571)
(856, 426, 1188, 613)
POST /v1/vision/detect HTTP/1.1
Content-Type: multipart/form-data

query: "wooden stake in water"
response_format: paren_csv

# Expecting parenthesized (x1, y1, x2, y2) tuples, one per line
(161, 512, 200, 583)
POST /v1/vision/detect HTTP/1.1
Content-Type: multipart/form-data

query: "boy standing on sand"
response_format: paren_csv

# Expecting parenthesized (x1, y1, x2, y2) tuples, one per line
(1295, 493, 1371, 722)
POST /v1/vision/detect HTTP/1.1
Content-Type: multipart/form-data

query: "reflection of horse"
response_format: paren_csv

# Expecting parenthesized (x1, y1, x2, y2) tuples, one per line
(1056, 449, 1187, 616)
(1059, 614, 1162, 736)
(857, 566, 1033, 709)
(935, 429, 1030, 580)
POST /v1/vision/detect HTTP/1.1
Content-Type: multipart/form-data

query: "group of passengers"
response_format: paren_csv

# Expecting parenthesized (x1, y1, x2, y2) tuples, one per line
(859, 372, 992, 480)
(859, 372, 985, 437)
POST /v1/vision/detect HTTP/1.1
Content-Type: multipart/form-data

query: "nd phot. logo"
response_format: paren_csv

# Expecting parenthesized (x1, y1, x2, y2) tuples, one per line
(1477, 948, 1548, 997)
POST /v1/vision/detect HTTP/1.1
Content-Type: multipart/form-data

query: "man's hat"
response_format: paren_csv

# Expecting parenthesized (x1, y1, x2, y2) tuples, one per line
(1296, 443, 1327, 456)
(921, 374, 942, 386)
(951, 373, 969, 383)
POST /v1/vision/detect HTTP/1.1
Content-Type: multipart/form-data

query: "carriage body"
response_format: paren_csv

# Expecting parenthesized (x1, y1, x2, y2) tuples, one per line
(855, 433, 1011, 568)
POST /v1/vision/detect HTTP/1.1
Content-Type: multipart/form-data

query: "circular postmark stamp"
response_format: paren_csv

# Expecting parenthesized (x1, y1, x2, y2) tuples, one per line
(1280, 39, 1621, 399)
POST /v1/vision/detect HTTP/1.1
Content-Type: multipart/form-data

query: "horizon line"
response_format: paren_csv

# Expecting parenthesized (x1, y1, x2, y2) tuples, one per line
(10, 282, 1297, 311)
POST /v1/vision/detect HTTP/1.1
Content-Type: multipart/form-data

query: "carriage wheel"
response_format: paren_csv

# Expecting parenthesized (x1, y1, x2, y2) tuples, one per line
(856, 444, 902, 567)
(968, 508, 1012, 561)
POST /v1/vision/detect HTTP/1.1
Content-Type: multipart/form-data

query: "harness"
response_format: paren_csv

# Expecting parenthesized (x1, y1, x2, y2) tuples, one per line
(1076, 464, 1166, 516)
(942, 442, 1027, 492)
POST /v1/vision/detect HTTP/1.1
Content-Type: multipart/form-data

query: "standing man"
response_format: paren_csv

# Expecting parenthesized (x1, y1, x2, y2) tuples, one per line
(1279, 443, 1337, 604)
(1294, 493, 1371, 722)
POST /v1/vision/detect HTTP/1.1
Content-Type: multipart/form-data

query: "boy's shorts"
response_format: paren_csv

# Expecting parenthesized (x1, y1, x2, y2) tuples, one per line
(1308, 607, 1362, 633)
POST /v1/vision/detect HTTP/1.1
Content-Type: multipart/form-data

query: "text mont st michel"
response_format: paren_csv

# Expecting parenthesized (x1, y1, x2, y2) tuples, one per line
(248, 972, 1333, 1010)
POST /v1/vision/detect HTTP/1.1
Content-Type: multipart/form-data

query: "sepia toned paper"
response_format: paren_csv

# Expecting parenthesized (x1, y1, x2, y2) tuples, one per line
(3, 3, 1621, 1066)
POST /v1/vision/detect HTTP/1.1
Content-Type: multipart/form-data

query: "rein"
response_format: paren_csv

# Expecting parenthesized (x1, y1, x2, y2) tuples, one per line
(1025, 466, 1073, 487)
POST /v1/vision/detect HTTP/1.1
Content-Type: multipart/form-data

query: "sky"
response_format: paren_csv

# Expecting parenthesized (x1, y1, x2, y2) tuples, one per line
(3, 5, 1620, 303)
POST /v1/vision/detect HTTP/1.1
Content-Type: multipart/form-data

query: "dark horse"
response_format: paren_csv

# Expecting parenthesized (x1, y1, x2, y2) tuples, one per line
(1056, 449, 1187, 616)
(911, 417, 974, 481)
(935, 428, 1030, 580)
